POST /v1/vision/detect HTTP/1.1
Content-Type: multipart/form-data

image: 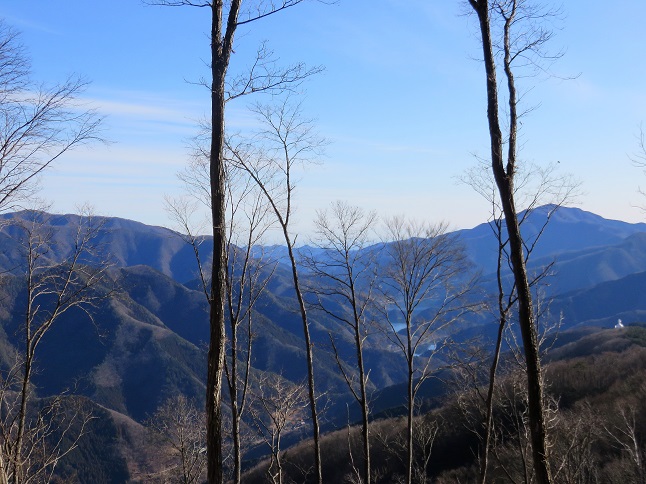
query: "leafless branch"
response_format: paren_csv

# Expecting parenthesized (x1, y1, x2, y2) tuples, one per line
(226, 43, 323, 101)
(146, 395, 207, 484)
(0, 21, 103, 213)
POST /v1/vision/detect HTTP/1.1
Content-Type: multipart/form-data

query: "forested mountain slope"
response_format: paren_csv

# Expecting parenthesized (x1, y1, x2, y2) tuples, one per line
(0, 206, 644, 480)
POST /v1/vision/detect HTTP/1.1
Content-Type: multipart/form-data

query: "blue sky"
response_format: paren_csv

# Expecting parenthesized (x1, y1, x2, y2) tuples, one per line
(2, 1, 645, 237)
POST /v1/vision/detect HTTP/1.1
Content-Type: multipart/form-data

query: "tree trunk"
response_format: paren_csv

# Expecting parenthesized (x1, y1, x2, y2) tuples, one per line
(231, 370, 242, 484)
(480, 311, 505, 484)
(206, 1, 235, 482)
(13, 268, 36, 484)
(206, 77, 227, 484)
(480, 222, 508, 484)
(226, 289, 241, 484)
(355, 326, 371, 484)
(469, 1, 552, 483)
(285, 240, 322, 484)
(13, 354, 32, 484)
(407, 351, 414, 484)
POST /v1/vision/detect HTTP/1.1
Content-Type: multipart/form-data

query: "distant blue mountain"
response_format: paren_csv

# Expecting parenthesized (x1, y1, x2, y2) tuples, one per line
(0, 210, 212, 283)
(1, 205, 646, 480)
(550, 269, 646, 329)
(456, 205, 646, 276)
(3, 205, 645, 305)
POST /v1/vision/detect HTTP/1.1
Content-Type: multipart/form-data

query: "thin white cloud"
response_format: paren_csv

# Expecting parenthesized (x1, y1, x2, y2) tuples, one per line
(86, 98, 194, 121)
(79, 90, 265, 139)
(2, 15, 63, 36)
(80, 91, 203, 123)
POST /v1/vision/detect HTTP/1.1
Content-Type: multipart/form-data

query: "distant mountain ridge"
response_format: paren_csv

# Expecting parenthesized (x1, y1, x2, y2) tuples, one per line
(1, 205, 646, 479)
(4, 205, 643, 286)
(0, 211, 213, 284)
(458, 205, 646, 274)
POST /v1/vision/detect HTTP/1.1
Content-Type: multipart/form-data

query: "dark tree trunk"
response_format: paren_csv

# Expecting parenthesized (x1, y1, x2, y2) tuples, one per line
(206, 63, 227, 484)
(480, 238, 507, 484)
(468, 1, 552, 483)
(206, 1, 241, 483)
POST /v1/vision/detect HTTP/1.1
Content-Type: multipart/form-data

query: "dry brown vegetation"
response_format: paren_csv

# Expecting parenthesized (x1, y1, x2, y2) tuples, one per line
(240, 326, 646, 483)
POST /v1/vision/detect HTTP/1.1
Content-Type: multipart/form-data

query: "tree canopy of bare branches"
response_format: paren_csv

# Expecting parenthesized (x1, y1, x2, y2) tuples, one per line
(228, 98, 326, 482)
(466, 1, 567, 482)
(0, 21, 102, 213)
(303, 201, 378, 484)
(146, 395, 207, 484)
(146, 1, 324, 481)
(250, 374, 309, 484)
(0, 208, 110, 484)
(378, 217, 478, 484)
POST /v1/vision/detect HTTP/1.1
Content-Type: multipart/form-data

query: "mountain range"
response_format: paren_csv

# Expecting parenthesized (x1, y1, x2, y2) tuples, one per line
(0, 205, 645, 480)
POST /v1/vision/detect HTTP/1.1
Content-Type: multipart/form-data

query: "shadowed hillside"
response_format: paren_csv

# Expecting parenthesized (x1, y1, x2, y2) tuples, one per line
(1, 206, 645, 480)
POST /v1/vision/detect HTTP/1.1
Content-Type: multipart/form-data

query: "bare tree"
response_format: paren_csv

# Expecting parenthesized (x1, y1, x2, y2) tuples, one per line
(394, 411, 440, 484)
(378, 217, 478, 484)
(146, 395, 207, 484)
(465, 1, 566, 481)
(460, 159, 578, 483)
(0, 21, 102, 213)
(167, 145, 276, 483)
(550, 404, 601, 484)
(227, 98, 326, 482)
(486, 368, 561, 484)
(0, 388, 93, 484)
(303, 201, 378, 484)
(631, 124, 646, 211)
(249, 374, 309, 484)
(145, 2, 323, 480)
(0, 208, 110, 484)
(604, 405, 646, 484)
(0, 20, 103, 483)
(223, 174, 276, 484)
